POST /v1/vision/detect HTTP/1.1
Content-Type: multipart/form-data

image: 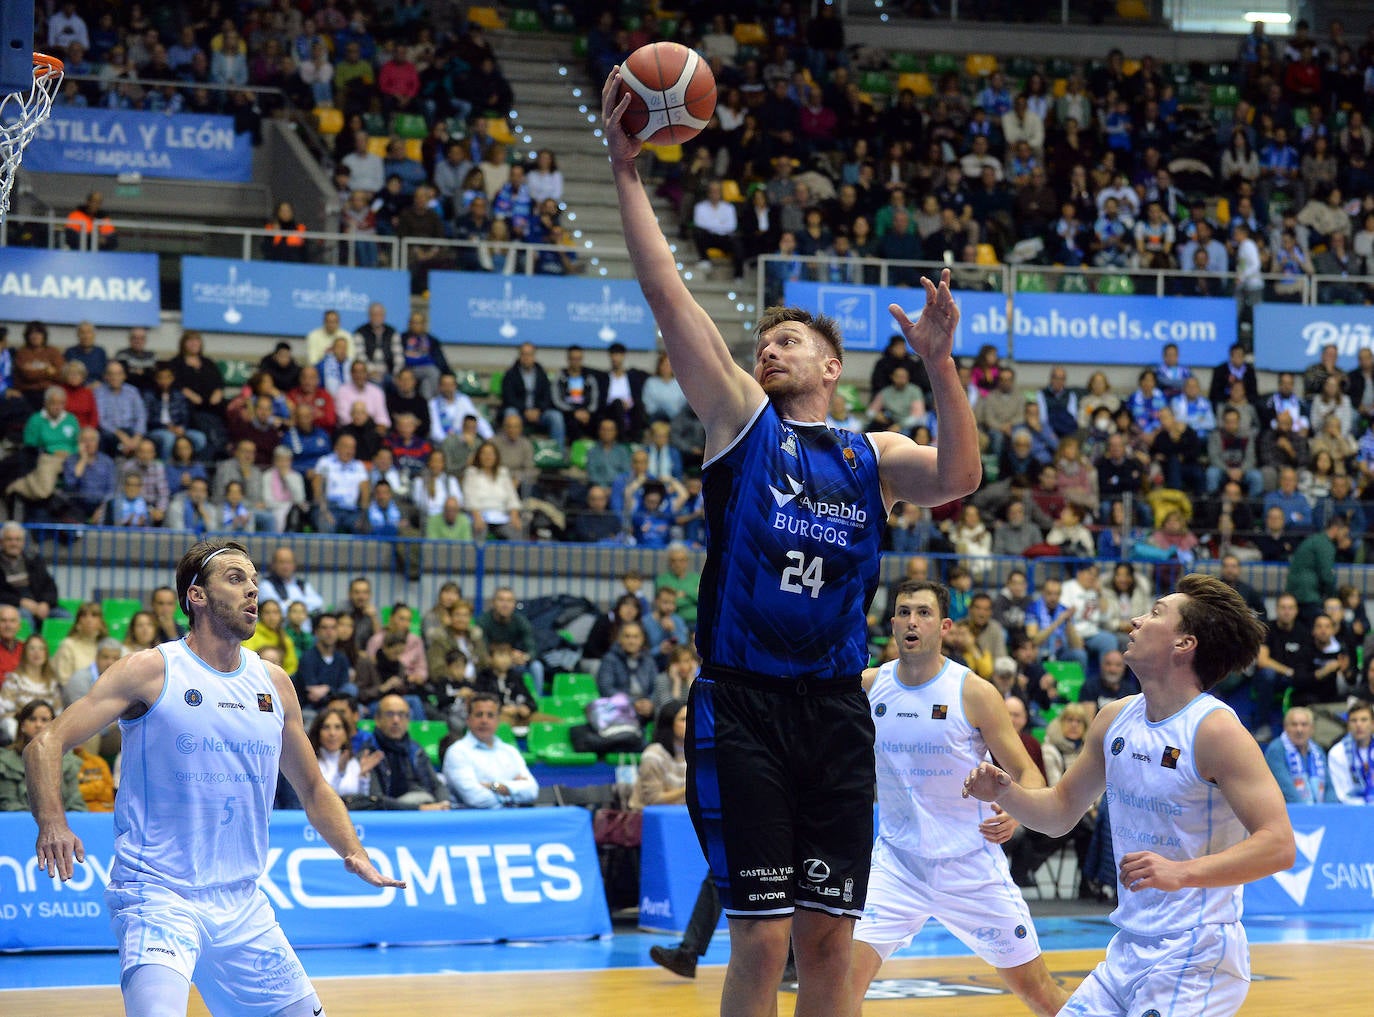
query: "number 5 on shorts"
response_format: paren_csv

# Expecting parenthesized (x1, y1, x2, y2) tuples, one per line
(780, 551, 824, 599)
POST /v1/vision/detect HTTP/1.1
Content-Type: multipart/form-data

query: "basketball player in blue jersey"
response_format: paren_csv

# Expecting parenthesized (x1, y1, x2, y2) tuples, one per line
(25, 538, 405, 1017)
(964, 574, 1295, 1017)
(603, 71, 981, 1017)
(854, 580, 1067, 1017)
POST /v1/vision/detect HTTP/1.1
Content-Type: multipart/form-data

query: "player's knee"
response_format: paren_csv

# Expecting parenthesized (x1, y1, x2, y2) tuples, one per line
(121, 964, 191, 1017)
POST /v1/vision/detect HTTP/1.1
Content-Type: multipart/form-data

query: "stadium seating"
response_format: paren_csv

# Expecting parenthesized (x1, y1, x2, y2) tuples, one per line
(409, 719, 448, 765)
(528, 721, 598, 765)
(43, 618, 74, 656)
(553, 672, 598, 701)
(1042, 660, 1087, 703)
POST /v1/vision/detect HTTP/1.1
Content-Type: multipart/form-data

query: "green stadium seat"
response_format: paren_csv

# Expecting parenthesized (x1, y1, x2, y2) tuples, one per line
(928, 54, 959, 77)
(1210, 84, 1239, 109)
(357, 719, 375, 733)
(889, 52, 923, 73)
(1099, 274, 1135, 295)
(102, 598, 142, 637)
(859, 71, 894, 95)
(1041, 703, 1064, 726)
(17, 618, 31, 640)
(1006, 56, 1038, 78)
(567, 438, 593, 471)
(409, 719, 448, 766)
(1043, 660, 1086, 703)
(216, 359, 255, 388)
(392, 112, 428, 139)
(58, 597, 83, 615)
(540, 695, 587, 722)
(553, 10, 578, 33)
(489, 370, 504, 398)
(510, 8, 542, 31)
(1017, 271, 1049, 293)
(532, 438, 567, 470)
(552, 672, 598, 701)
(528, 722, 598, 765)
(43, 618, 74, 656)
(1060, 272, 1090, 294)
(455, 370, 485, 397)
(836, 382, 863, 414)
(361, 112, 387, 136)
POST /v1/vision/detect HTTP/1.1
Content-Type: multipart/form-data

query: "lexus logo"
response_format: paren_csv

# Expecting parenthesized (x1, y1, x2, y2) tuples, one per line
(803, 858, 831, 883)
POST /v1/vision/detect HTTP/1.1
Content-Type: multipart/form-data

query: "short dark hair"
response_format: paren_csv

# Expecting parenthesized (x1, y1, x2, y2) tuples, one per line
(175, 539, 251, 622)
(754, 306, 845, 362)
(469, 691, 502, 712)
(892, 579, 949, 619)
(1174, 573, 1268, 691)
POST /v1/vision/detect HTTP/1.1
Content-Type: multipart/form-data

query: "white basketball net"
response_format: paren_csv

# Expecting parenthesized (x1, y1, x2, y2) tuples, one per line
(0, 55, 64, 225)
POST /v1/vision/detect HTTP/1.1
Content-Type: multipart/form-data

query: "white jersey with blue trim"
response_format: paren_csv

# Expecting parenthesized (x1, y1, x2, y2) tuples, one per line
(1103, 693, 1247, 935)
(868, 658, 992, 858)
(112, 639, 283, 890)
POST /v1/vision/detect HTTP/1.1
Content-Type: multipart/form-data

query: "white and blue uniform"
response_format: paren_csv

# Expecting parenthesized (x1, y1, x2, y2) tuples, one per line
(1064, 693, 1250, 1017)
(856, 659, 1041, 967)
(107, 639, 315, 1016)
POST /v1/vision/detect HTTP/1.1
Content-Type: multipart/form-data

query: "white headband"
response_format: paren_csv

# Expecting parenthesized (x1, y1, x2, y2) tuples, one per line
(184, 547, 234, 613)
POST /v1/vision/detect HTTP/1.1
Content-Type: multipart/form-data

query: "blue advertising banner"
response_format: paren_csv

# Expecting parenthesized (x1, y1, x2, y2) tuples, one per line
(1007, 293, 1234, 364)
(638, 805, 721, 934)
(1254, 305, 1374, 373)
(25, 108, 253, 181)
(784, 280, 1008, 356)
(181, 257, 411, 337)
(0, 809, 610, 951)
(427, 272, 658, 350)
(0, 248, 160, 326)
(1247, 805, 1374, 915)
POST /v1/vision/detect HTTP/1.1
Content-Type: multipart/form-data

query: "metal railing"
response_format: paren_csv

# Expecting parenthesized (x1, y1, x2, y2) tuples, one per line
(23, 523, 1370, 627)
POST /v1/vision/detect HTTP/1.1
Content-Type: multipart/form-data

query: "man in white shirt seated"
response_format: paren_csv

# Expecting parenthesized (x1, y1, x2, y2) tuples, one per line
(442, 693, 539, 808)
(691, 180, 743, 280)
(429, 372, 493, 443)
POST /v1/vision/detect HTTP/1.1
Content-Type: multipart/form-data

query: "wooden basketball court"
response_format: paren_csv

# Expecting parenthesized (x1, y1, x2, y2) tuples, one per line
(0, 942, 1365, 1017)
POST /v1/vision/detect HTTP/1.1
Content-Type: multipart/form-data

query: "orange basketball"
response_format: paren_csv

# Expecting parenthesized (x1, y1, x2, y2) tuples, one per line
(616, 41, 717, 146)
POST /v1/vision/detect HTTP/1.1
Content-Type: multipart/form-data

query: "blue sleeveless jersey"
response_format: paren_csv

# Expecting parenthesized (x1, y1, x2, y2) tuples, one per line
(698, 401, 886, 681)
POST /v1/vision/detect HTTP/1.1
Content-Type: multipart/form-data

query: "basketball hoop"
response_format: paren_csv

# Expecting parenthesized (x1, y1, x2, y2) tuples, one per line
(0, 53, 64, 225)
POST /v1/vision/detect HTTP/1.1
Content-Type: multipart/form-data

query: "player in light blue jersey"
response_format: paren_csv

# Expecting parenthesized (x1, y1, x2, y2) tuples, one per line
(25, 538, 405, 1017)
(604, 65, 982, 1017)
(854, 580, 1067, 1016)
(965, 573, 1294, 1017)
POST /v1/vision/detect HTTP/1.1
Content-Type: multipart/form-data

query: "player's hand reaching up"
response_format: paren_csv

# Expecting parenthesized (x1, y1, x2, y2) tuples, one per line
(962, 761, 1013, 803)
(602, 68, 644, 166)
(344, 849, 407, 889)
(888, 268, 959, 364)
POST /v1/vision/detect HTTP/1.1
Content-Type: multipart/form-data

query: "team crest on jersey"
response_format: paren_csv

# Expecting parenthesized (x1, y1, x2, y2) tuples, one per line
(257, 693, 274, 712)
(874, 703, 887, 717)
(1111, 737, 1125, 755)
(1014, 925, 1027, 939)
(931, 704, 948, 720)
(184, 689, 203, 707)
(780, 432, 798, 457)
(1161, 746, 1182, 769)
(842, 446, 858, 469)
(1142, 1010, 1162, 1017)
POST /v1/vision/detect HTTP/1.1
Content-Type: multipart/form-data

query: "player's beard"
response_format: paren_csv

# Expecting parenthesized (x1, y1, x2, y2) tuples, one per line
(204, 595, 257, 642)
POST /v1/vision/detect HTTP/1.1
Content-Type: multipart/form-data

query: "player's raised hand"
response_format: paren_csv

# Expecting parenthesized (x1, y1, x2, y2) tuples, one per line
(978, 803, 1019, 844)
(962, 761, 1012, 803)
(888, 268, 959, 363)
(35, 822, 85, 881)
(1118, 850, 1188, 893)
(602, 68, 644, 166)
(344, 850, 407, 889)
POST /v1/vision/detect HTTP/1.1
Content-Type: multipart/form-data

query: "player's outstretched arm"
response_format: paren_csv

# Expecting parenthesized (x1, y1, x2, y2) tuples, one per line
(1118, 709, 1296, 894)
(601, 68, 760, 451)
(872, 271, 982, 508)
(964, 697, 1124, 836)
(26, 649, 164, 880)
(272, 665, 406, 889)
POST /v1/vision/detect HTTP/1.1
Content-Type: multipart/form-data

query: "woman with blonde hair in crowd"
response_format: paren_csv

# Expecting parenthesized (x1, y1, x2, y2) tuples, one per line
(53, 602, 107, 702)
(1077, 371, 1120, 429)
(0, 635, 64, 742)
(121, 611, 160, 655)
(462, 440, 523, 540)
(244, 599, 300, 677)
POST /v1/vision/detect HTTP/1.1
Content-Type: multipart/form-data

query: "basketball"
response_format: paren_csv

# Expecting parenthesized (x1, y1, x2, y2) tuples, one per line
(616, 41, 717, 146)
